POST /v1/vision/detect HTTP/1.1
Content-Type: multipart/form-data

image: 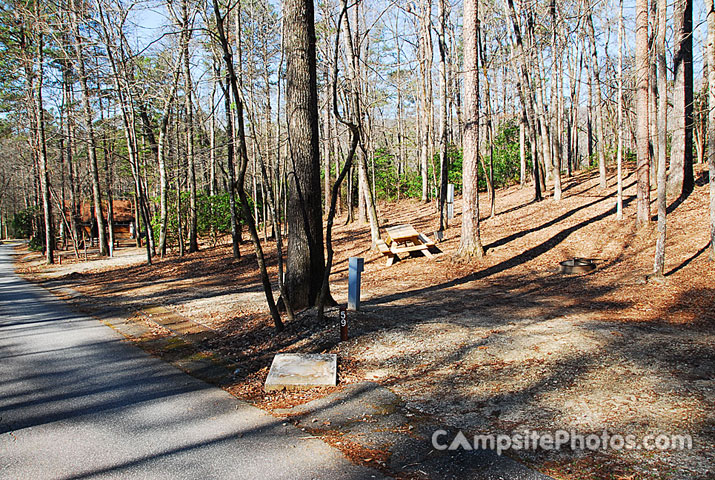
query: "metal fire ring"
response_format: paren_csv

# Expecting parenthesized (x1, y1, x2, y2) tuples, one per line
(559, 257, 596, 274)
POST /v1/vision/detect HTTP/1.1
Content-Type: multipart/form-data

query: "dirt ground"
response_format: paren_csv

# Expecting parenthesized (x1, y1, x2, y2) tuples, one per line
(16, 165, 714, 479)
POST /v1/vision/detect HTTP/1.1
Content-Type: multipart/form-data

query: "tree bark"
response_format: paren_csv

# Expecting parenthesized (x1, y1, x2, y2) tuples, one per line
(157, 65, 182, 257)
(649, 0, 658, 189)
(323, 67, 331, 217)
(282, 0, 327, 310)
(61, 58, 80, 255)
(458, 0, 484, 259)
(708, 0, 715, 260)
(669, 0, 694, 199)
(520, 119, 526, 186)
(95, 4, 155, 264)
(569, 49, 583, 176)
(635, 0, 651, 227)
(654, 0, 667, 276)
(418, 0, 432, 203)
(437, 0, 449, 231)
(550, 0, 562, 201)
(478, 20, 495, 216)
(218, 71, 241, 259)
(32, 23, 53, 264)
(616, 0, 624, 220)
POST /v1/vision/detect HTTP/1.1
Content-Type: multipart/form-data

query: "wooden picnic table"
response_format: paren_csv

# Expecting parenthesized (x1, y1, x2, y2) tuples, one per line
(376, 224, 434, 266)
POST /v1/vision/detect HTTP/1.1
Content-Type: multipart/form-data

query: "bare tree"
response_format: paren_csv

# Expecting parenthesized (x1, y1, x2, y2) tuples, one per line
(212, 0, 283, 331)
(505, 0, 541, 202)
(653, 0, 667, 276)
(317, 0, 360, 321)
(437, 0, 449, 231)
(341, 0, 380, 246)
(418, 0, 433, 203)
(71, 0, 109, 255)
(95, 1, 158, 264)
(635, 0, 651, 227)
(616, 0, 624, 220)
(550, 0, 562, 201)
(669, 0, 694, 199)
(708, 0, 715, 261)
(586, 7, 608, 190)
(26, 3, 53, 263)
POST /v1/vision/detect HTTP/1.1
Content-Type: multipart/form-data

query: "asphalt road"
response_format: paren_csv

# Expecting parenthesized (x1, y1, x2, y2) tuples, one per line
(0, 244, 381, 480)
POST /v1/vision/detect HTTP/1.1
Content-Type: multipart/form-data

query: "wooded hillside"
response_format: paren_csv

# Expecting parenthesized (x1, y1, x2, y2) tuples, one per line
(0, 0, 713, 303)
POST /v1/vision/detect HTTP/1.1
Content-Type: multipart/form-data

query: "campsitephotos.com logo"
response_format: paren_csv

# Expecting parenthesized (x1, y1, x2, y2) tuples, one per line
(431, 429, 693, 456)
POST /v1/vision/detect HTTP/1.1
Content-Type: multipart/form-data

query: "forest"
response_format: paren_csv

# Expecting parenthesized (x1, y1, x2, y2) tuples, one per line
(0, 0, 713, 304)
(1, 0, 714, 477)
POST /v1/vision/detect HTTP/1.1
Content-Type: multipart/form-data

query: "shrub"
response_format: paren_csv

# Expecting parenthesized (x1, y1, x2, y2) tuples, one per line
(11, 208, 38, 239)
(151, 192, 254, 248)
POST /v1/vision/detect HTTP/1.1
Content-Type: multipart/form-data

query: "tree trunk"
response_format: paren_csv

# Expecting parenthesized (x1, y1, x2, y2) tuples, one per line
(318, 0, 360, 320)
(654, 0, 667, 275)
(33, 27, 53, 264)
(708, 0, 715, 260)
(175, 113, 185, 257)
(505, 0, 541, 201)
(458, 0, 484, 259)
(669, 0, 694, 199)
(179, 0, 199, 253)
(437, 0, 449, 231)
(649, 0, 658, 189)
(520, 119, 526, 186)
(395, 13, 405, 201)
(569, 49, 583, 176)
(219, 73, 242, 259)
(282, 0, 327, 310)
(616, 0, 624, 220)
(61, 62, 80, 255)
(526, 12, 550, 194)
(71, 2, 109, 256)
(218, 11, 283, 331)
(635, 0, 651, 227)
(100, 98, 115, 257)
(323, 67, 331, 217)
(341, 3, 380, 246)
(95, 3, 154, 264)
(587, 12, 608, 190)
(157, 70, 180, 256)
(477, 20, 495, 216)
(419, 0, 432, 203)
(550, 0, 562, 201)
(209, 67, 217, 197)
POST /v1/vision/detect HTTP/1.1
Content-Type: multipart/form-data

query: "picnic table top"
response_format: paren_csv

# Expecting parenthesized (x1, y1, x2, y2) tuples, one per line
(385, 224, 420, 243)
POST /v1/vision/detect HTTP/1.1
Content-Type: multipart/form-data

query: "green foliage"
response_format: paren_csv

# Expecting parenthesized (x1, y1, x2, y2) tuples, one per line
(482, 120, 523, 190)
(11, 207, 38, 239)
(151, 192, 254, 248)
(370, 120, 525, 201)
(28, 236, 44, 252)
(372, 148, 398, 200)
(11, 207, 45, 250)
(447, 147, 463, 193)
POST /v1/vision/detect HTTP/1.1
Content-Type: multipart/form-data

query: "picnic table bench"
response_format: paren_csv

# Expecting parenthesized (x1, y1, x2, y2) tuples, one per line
(376, 224, 435, 266)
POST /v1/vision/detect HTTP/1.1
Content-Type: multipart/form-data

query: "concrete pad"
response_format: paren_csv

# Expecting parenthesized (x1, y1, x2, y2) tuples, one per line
(265, 353, 337, 391)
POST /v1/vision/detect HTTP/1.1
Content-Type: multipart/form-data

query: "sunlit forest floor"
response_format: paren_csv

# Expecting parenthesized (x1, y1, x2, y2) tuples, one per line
(17, 164, 714, 479)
